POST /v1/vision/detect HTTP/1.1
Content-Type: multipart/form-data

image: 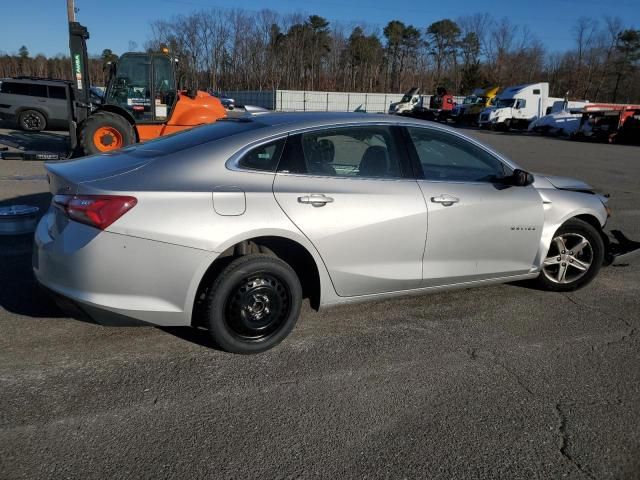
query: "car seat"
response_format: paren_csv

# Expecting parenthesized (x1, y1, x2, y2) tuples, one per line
(358, 146, 388, 177)
(307, 138, 336, 175)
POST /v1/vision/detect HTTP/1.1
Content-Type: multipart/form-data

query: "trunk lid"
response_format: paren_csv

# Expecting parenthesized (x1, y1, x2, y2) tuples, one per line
(45, 147, 157, 195)
(44, 149, 156, 239)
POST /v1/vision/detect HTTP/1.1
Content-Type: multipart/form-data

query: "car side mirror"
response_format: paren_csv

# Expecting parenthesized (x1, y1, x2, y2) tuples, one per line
(512, 169, 534, 186)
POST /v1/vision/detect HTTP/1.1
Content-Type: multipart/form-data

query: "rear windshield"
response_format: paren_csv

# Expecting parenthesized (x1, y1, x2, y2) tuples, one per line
(120, 119, 264, 157)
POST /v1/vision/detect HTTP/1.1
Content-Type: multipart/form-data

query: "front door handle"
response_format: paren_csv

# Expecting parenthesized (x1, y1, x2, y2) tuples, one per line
(431, 194, 459, 206)
(298, 194, 334, 207)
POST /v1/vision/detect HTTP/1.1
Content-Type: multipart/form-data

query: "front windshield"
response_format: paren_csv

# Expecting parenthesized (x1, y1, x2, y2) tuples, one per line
(497, 98, 516, 108)
(476, 96, 488, 105)
(400, 94, 412, 103)
(463, 95, 477, 105)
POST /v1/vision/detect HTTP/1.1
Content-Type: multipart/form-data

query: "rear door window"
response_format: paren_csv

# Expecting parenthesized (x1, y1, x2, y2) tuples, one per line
(48, 86, 67, 99)
(278, 125, 404, 179)
(28, 84, 47, 97)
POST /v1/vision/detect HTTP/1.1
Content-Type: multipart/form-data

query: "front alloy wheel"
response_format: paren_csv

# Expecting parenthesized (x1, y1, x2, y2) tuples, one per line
(534, 218, 604, 292)
(542, 233, 593, 284)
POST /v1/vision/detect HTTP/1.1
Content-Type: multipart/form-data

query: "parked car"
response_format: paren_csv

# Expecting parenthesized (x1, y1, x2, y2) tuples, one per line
(210, 91, 235, 110)
(0, 77, 72, 131)
(0, 77, 104, 132)
(35, 112, 627, 354)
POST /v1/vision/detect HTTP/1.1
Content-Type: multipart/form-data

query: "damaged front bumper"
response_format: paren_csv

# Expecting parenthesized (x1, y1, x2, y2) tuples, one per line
(604, 230, 640, 266)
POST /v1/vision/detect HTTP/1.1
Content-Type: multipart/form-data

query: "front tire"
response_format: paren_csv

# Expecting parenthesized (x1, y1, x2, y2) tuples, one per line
(535, 218, 604, 292)
(78, 111, 135, 156)
(18, 110, 46, 132)
(205, 254, 302, 354)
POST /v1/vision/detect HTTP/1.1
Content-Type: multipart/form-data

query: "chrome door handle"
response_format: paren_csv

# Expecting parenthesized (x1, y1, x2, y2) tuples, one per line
(298, 194, 334, 207)
(431, 194, 459, 206)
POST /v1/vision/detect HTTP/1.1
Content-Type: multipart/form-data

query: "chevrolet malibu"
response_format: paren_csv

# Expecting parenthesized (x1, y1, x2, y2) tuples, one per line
(35, 112, 615, 353)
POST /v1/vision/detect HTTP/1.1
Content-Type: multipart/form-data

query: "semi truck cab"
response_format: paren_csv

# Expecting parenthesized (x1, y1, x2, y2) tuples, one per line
(478, 82, 562, 130)
(388, 87, 421, 114)
(451, 86, 499, 124)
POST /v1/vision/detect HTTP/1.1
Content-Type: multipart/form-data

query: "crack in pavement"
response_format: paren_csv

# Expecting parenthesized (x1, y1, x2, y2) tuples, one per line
(467, 348, 535, 397)
(555, 403, 597, 480)
(488, 351, 536, 397)
(469, 347, 600, 478)
(563, 294, 636, 347)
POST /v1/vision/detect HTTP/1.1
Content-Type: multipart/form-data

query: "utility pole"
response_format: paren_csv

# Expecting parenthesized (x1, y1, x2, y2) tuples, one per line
(67, 0, 76, 22)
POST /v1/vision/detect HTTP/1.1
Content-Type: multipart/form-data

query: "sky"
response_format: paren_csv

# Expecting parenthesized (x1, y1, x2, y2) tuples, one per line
(0, 0, 639, 58)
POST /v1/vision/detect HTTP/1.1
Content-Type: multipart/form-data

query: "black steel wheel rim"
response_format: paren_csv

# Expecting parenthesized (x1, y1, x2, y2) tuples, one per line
(23, 113, 41, 130)
(224, 272, 291, 342)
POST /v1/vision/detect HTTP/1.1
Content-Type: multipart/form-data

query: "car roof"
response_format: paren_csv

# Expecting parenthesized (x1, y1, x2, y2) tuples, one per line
(224, 112, 518, 170)
(248, 111, 445, 130)
(1, 77, 72, 86)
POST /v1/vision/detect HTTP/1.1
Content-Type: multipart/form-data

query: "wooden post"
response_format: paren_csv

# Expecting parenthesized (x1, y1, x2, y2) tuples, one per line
(67, 0, 75, 22)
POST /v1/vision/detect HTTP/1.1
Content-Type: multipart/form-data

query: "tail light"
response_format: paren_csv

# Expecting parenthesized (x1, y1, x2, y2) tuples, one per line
(53, 194, 137, 230)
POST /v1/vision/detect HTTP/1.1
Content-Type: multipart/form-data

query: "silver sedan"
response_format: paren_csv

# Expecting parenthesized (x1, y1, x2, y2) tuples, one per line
(34, 112, 619, 353)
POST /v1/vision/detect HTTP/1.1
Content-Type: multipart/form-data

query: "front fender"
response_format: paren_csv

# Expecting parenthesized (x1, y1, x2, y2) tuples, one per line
(533, 188, 608, 269)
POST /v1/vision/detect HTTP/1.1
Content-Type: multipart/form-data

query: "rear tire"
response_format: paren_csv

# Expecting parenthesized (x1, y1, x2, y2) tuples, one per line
(534, 218, 604, 292)
(78, 111, 135, 156)
(205, 254, 302, 354)
(18, 110, 46, 132)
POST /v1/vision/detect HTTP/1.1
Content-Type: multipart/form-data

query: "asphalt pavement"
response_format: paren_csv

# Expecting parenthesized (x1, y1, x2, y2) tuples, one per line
(1, 125, 639, 479)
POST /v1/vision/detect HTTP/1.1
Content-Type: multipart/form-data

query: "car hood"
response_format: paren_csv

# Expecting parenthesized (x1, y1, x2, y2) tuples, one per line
(533, 173, 595, 192)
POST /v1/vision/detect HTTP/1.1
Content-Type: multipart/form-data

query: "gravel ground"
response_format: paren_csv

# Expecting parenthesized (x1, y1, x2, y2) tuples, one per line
(1, 124, 639, 479)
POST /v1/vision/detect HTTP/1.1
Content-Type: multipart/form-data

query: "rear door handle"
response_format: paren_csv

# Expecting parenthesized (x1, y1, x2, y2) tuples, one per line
(298, 194, 334, 207)
(431, 194, 459, 206)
